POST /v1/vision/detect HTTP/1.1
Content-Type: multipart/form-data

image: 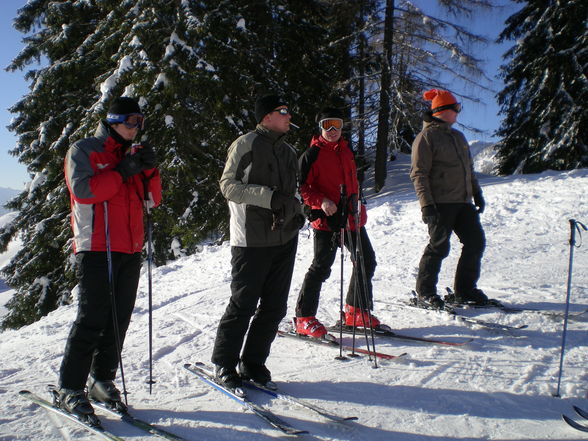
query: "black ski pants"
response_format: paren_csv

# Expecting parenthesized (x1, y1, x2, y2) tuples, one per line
(416, 203, 485, 297)
(296, 227, 376, 317)
(211, 236, 298, 369)
(59, 251, 141, 390)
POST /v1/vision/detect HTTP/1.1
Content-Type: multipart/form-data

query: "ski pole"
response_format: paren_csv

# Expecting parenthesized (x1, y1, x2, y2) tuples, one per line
(335, 185, 348, 361)
(348, 195, 378, 369)
(143, 178, 156, 394)
(553, 219, 586, 398)
(103, 201, 129, 405)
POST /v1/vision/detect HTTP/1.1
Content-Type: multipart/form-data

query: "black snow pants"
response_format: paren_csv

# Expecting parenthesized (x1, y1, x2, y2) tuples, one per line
(59, 251, 141, 390)
(295, 226, 376, 317)
(211, 236, 298, 369)
(416, 203, 485, 297)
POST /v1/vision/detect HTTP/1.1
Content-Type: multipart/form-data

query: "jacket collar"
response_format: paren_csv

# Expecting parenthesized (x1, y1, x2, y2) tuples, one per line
(95, 120, 132, 153)
(310, 134, 348, 152)
(255, 124, 287, 144)
(422, 112, 452, 131)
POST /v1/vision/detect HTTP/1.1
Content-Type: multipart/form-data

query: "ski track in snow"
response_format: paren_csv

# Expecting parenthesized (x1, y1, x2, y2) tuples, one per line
(1, 154, 587, 440)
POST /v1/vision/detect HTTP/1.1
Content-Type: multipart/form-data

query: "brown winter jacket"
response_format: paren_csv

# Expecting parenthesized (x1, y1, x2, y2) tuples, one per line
(410, 115, 482, 208)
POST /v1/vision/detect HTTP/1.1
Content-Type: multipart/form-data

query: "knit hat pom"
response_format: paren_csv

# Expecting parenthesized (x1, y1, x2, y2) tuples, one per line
(423, 89, 457, 113)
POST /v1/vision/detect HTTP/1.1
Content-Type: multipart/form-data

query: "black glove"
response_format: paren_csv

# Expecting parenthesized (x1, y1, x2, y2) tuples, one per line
(271, 192, 291, 212)
(270, 192, 300, 229)
(421, 205, 439, 225)
(115, 154, 144, 180)
(473, 192, 485, 214)
(135, 142, 157, 169)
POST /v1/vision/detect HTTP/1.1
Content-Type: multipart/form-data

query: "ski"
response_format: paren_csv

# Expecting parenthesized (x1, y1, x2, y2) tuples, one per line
(240, 377, 358, 423)
(19, 390, 125, 441)
(327, 323, 473, 347)
(183, 363, 307, 436)
(391, 293, 528, 332)
(562, 414, 588, 433)
(574, 406, 588, 421)
(92, 401, 186, 441)
(276, 329, 408, 360)
(444, 287, 588, 320)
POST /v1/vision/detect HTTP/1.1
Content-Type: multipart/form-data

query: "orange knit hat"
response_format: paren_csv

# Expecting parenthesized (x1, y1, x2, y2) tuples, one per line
(423, 89, 458, 115)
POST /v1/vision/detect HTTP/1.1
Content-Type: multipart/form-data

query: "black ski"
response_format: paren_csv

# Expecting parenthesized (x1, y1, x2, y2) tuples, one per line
(92, 401, 186, 441)
(562, 414, 588, 433)
(183, 363, 307, 436)
(277, 329, 408, 360)
(240, 377, 358, 423)
(327, 323, 473, 347)
(574, 406, 588, 421)
(445, 287, 588, 320)
(19, 390, 125, 441)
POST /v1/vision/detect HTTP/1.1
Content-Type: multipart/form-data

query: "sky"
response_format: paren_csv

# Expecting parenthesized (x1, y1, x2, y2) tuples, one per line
(0, 1, 518, 191)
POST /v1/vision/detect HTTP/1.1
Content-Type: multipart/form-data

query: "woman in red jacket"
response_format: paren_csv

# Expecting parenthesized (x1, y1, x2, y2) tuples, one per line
(295, 107, 379, 338)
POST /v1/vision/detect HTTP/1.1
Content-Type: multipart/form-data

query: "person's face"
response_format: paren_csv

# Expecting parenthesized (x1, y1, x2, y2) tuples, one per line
(111, 123, 139, 141)
(435, 108, 458, 125)
(261, 106, 291, 134)
(321, 126, 342, 142)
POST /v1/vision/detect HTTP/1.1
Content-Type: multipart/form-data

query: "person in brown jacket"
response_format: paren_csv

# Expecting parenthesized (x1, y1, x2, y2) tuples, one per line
(410, 89, 487, 309)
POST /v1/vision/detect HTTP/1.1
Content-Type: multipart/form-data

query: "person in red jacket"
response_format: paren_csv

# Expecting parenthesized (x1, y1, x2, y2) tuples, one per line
(295, 107, 379, 338)
(56, 97, 162, 423)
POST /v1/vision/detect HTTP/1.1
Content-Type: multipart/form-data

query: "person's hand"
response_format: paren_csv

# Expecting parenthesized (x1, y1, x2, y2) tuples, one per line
(116, 155, 143, 180)
(473, 192, 485, 214)
(421, 205, 439, 225)
(135, 142, 157, 169)
(321, 198, 337, 216)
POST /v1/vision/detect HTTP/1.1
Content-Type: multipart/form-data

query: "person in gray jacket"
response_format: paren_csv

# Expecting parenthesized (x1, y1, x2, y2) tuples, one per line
(211, 94, 303, 390)
(410, 89, 487, 310)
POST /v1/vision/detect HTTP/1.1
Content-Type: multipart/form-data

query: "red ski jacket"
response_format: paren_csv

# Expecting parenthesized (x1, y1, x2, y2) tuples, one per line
(299, 135, 367, 232)
(64, 121, 162, 254)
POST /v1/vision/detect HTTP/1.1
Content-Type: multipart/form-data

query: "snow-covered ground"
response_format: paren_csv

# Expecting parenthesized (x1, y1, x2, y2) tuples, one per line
(1, 153, 587, 440)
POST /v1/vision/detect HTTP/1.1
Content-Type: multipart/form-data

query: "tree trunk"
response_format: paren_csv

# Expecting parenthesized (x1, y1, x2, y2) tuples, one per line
(374, 0, 394, 192)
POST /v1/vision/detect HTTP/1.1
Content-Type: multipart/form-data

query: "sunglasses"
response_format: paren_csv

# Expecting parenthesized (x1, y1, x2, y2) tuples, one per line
(107, 113, 145, 129)
(432, 103, 462, 114)
(318, 118, 343, 132)
(273, 108, 290, 115)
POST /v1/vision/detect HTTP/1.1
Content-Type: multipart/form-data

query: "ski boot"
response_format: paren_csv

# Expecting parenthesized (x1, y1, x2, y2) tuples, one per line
(238, 360, 277, 390)
(53, 387, 100, 426)
(295, 316, 328, 339)
(87, 377, 127, 413)
(344, 305, 381, 328)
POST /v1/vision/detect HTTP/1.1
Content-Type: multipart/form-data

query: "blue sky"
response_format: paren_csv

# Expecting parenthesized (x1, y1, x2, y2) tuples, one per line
(0, 1, 517, 190)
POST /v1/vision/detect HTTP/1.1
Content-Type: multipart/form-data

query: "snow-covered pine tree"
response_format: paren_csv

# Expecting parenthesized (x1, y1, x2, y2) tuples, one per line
(495, 0, 588, 174)
(0, 0, 339, 329)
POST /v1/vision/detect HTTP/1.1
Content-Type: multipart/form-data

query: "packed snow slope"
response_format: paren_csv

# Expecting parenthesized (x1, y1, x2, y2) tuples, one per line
(1, 153, 587, 441)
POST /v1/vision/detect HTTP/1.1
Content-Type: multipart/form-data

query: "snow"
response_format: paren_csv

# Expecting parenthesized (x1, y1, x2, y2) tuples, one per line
(1, 154, 588, 440)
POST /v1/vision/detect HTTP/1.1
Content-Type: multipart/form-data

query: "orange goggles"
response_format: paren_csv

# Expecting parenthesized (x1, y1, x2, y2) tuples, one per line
(318, 118, 343, 131)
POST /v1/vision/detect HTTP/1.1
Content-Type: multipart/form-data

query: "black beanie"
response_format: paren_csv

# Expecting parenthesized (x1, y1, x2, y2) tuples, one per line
(255, 94, 288, 123)
(315, 107, 344, 123)
(108, 97, 141, 116)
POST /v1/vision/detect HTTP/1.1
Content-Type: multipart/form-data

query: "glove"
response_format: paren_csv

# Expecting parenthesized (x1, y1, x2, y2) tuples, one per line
(473, 192, 485, 214)
(271, 192, 292, 212)
(115, 154, 144, 180)
(135, 142, 157, 169)
(421, 205, 439, 225)
(270, 191, 300, 229)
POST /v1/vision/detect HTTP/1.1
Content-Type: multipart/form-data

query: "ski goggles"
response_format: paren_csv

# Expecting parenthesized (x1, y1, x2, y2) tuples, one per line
(431, 103, 462, 114)
(106, 113, 145, 129)
(318, 118, 343, 132)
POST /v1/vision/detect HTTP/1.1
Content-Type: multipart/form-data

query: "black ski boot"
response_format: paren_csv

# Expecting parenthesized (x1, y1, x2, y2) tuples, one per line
(87, 377, 127, 413)
(53, 387, 100, 426)
(214, 365, 245, 395)
(446, 288, 490, 306)
(238, 361, 277, 390)
(414, 293, 446, 310)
